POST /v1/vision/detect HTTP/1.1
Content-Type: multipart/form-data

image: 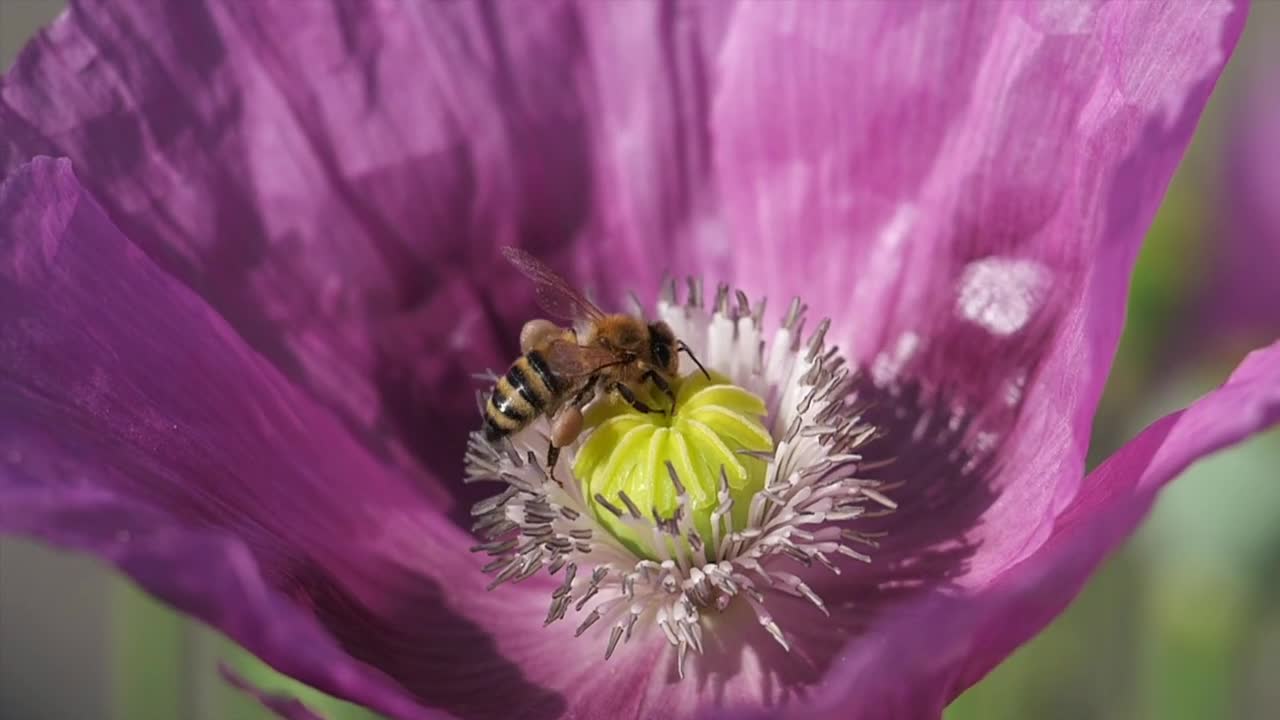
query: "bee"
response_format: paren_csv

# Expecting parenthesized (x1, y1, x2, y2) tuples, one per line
(481, 246, 709, 472)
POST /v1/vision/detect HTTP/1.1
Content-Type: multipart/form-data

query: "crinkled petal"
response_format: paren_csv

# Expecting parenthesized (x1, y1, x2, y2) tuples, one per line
(751, 339, 1280, 720)
(0, 157, 457, 720)
(0, 0, 730, 504)
(713, 0, 1246, 589)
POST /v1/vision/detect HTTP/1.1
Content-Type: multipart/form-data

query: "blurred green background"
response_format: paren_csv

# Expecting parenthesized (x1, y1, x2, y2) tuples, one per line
(1, 2, 1277, 719)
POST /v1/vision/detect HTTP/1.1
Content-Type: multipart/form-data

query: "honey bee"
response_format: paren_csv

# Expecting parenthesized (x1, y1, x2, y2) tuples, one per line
(481, 246, 709, 472)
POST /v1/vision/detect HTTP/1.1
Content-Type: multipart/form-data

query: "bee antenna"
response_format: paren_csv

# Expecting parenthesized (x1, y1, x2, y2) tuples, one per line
(678, 342, 711, 380)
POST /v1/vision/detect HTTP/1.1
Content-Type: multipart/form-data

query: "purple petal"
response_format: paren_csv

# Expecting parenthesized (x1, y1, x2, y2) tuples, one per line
(2, 0, 584, 505)
(713, 0, 1242, 367)
(766, 339, 1280, 720)
(0, 0, 729, 503)
(712, 0, 1245, 588)
(0, 157, 448, 720)
(1198, 36, 1280, 348)
(571, 1, 738, 288)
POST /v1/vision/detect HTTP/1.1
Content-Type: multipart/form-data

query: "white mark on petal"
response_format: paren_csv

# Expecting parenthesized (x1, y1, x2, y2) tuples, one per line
(1004, 370, 1028, 407)
(974, 431, 1000, 454)
(955, 257, 1049, 336)
(872, 331, 920, 386)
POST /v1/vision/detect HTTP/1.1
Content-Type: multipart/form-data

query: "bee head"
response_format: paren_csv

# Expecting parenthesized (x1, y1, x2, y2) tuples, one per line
(647, 322, 679, 376)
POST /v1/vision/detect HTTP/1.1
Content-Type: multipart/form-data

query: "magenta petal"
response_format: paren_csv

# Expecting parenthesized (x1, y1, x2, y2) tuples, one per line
(711, 0, 1245, 414)
(0, 157, 448, 720)
(769, 339, 1280, 720)
(0, 0, 732, 496)
(571, 1, 737, 291)
(710, 0, 1245, 587)
(0, 0, 589, 495)
(713, 0, 1244, 367)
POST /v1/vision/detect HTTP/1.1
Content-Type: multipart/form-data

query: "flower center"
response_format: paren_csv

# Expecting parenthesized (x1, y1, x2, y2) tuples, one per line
(572, 371, 774, 561)
(465, 277, 900, 677)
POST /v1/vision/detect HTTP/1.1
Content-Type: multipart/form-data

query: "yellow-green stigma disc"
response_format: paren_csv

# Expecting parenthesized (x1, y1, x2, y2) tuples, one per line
(573, 371, 774, 561)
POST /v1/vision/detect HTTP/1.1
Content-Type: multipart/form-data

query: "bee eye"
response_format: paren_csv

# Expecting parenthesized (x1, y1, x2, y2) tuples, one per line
(647, 324, 673, 369)
(653, 342, 671, 368)
(648, 340, 670, 369)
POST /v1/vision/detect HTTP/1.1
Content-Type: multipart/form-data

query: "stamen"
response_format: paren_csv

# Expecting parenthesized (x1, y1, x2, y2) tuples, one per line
(463, 277, 896, 675)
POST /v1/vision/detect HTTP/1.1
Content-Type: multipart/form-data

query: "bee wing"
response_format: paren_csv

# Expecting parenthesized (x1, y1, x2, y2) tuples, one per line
(543, 340, 626, 379)
(501, 246, 607, 324)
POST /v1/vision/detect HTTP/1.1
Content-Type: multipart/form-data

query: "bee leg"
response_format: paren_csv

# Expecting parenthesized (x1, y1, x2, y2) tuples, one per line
(547, 406, 584, 478)
(614, 382, 661, 414)
(643, 370, 676, 410)
(569, 379, 597, 408)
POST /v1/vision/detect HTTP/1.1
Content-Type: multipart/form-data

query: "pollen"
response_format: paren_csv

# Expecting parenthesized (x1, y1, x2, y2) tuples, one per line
(573, 371, 773, 559)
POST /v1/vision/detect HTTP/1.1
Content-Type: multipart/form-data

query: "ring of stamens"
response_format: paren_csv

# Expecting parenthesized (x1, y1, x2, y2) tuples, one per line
(464, 279, 898, 677)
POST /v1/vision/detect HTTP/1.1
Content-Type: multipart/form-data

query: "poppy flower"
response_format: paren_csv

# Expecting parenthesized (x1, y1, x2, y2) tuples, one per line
(1, 2, 1275, 719)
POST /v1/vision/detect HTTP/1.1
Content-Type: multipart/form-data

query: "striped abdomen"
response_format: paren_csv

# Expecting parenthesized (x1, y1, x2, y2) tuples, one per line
(483, 349, 562, 441)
